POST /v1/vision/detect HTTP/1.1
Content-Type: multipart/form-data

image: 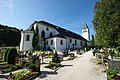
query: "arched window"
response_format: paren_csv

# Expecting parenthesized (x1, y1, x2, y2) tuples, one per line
(70, 38, 72, 43)
(60, 40, 63, 45)
(46, 27, 49, 31)
(51, 40, 53, 45)
(26, 34, 30, 41)
(81, 41, 83, 46)
(75, 40, 77, 45)
(46, 40, 48, 45)
(41, 30, 45, 40)
(49, 32, 53, 37)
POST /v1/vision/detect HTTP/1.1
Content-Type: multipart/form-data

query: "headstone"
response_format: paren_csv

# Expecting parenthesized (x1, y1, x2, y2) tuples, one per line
(108, 60, 120, 70)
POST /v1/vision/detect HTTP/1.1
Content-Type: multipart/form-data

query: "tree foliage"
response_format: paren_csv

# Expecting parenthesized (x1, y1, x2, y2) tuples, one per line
(32, 26, 39, 50)
(90, 35, 95, 48)
(92, 0, 120, 48)
(0, 24, 21, 46)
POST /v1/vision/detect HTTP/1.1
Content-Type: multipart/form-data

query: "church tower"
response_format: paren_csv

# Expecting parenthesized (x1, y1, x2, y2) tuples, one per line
(82, 23, 90, 41)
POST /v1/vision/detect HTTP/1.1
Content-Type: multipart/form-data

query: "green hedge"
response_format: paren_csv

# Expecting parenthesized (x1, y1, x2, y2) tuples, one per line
(6, 48, 17, 64)
(4, 48, 9, 62)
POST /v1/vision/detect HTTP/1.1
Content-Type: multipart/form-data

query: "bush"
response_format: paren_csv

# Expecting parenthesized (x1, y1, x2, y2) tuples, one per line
(0, 62, 8, 65)
(52, 52, 60, 63)
(107, 69, 120, 79)
(96, 60, 102, 64)
(67, 53, 75, 60)
(6, 48, 17, 64)
(45, 61, 62, 70)
(102, 55, 108, 59)
(114, 52, 120, 57)
(4, 48, 9, 62)
(28, 63, 35, 69)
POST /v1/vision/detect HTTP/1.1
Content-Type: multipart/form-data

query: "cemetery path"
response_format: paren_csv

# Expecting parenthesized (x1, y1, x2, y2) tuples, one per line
(36, 50, 107, 80)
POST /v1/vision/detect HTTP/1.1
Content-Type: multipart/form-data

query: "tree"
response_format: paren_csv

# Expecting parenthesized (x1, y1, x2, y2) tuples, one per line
(90, 35, 95, 48)
(0, 24, 21, 46)
(92, 0, 120, 48)
(32, 26, 39, 50)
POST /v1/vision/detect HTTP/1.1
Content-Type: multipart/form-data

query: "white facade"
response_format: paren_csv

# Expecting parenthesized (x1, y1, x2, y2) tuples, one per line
(20, 21, 90, 51)
(46, 37, 66, 50)
(82, 23, 90, 41)
(20, 31, 34, 51)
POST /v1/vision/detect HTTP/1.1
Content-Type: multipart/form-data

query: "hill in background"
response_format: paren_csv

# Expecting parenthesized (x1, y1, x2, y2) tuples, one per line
(0, 24, 21, 46)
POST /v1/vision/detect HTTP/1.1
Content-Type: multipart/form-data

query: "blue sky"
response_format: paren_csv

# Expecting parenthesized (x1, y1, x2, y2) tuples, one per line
(0, 0, 96, 38)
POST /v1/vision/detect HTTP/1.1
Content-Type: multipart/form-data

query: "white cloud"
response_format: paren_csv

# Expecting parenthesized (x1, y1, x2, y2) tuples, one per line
(0, 0, 14, 15)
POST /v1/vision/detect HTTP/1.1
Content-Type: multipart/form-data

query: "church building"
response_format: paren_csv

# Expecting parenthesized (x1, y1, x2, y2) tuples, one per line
(20, 21, 90, 51)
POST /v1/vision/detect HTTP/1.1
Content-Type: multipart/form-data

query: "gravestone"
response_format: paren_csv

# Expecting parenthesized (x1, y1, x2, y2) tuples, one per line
(108, 60, 120, 70)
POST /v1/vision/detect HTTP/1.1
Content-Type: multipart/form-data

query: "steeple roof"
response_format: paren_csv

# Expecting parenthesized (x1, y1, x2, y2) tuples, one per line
(83, 23, 88, 29)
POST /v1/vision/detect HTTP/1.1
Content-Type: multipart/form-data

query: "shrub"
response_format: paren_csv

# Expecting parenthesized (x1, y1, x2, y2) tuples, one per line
(4, 48, 9, 62)
(45, 61, 62, 70)
(0, 62, 8, 65)
(107, 69, 120, 79)
(52, 52, 60, 63)
(28, 63, 35, 69)
(114, 52, 120, 57)
(67, 53, 75, 60)
(96, 60, 102, 64)
(25, 62, 30, 67)
(6, 48, 17, 64)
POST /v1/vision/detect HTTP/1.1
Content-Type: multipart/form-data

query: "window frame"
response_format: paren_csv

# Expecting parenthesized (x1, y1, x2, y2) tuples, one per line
(70, 38, 72, 43)
(51, 39, 53, 45)
(46, 40, 48, 45)
(46, 27, 49, 31)
(26, 34, 30, 41)
(60, 40, 63, 45)
(75, 40, 77, 45)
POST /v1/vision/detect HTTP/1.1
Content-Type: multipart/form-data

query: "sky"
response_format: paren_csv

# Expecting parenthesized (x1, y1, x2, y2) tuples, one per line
(0, 0, 96, 38)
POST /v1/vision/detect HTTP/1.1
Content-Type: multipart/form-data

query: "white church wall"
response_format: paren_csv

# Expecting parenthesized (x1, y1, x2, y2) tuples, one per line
(46, 38, 56, 50)
(66, 37, 82, 49)
(36, 24, 59, 39)
(20, 31, 34, 51)
(82, 28, 90, 41)
(46, 37, 66, 50)
(56, 37, 66, 50)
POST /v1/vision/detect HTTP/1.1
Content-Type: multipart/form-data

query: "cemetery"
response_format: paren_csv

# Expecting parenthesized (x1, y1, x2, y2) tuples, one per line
(0, 47, 87, 80)
(93, 47, 120, 80)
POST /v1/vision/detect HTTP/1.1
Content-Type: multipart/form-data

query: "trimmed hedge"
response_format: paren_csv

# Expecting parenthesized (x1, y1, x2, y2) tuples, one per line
(6, 48, 17, 64)
(4, 48, 9, 62)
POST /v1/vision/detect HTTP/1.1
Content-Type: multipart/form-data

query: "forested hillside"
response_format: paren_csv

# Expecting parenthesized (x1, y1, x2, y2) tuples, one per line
(0, 24, 21, 46)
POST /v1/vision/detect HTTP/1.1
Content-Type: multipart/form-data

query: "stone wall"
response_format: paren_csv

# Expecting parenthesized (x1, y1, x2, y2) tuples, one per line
(108, 60, 120, 70)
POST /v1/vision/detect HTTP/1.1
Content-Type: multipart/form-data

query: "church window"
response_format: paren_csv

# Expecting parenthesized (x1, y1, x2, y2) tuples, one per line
(26, 34, 30, 41)
(81, 41, 83, 46)
(51, 40, 53, 45)
(41, 30, 45, 40)
(46, 40, 48, 45)
(46, 28, 49, 31)
(70, 38, 72, 43)
(60, 40, 63, 45)
(75, 40, 77, 45)
(49, 32, 53, 37)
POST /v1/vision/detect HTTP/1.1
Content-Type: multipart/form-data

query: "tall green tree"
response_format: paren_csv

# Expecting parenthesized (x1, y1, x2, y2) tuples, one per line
(32, 26, 39, 50)
(90, 35, 95, 48)
(92, 0, 120, 48)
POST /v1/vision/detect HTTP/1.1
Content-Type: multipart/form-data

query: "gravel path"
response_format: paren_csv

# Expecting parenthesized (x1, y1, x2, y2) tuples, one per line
(37, 50, 107, 80)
